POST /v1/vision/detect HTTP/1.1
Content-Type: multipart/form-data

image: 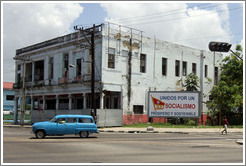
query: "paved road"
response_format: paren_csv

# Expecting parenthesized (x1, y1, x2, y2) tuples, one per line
(3, 127, 243, 163)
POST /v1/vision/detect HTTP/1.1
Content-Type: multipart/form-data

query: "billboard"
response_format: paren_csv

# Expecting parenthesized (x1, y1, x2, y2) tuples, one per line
(148, 91, 201, 118)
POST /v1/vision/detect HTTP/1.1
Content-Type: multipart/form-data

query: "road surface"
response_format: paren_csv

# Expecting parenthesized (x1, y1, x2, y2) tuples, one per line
(3, 127, 243, 163)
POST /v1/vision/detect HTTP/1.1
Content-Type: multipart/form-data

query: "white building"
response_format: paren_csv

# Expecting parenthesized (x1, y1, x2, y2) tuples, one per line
(13, 23, 222, 125)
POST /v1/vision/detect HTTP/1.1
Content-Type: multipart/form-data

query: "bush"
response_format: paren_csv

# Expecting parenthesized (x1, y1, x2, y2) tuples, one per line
(186, 119, 195, 126)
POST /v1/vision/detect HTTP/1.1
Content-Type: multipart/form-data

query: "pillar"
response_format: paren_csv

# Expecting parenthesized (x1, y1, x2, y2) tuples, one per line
(83, 93, 87, 109)
(69, 94, 72, 110)
(100, 92, 104, 109)
(32, 62, 35, 84)
(30, 96, 34, 111)
(43, 95, 46, 110)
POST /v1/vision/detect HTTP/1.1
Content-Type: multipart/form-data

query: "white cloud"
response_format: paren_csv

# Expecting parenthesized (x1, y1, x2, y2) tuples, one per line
(101, 3, 232, 51)
(2, 3, 83, 82)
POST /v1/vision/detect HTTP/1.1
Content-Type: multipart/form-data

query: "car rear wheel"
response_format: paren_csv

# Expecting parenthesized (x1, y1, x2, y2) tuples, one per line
(35, 130, 45, 139)
(80, 131, 88, 138)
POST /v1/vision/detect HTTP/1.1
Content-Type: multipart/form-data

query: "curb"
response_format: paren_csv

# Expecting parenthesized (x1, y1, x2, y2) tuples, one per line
(98, 130, 188, 134)
(235, 139, 243, 145)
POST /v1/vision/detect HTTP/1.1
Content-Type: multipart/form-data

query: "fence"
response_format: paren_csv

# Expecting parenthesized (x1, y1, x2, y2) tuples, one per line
(31, 109, 123, 127)
(96, 109, 123, 127)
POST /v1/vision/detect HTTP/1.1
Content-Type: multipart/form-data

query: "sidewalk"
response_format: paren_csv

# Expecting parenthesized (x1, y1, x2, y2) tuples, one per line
(98, 127, 243, 134)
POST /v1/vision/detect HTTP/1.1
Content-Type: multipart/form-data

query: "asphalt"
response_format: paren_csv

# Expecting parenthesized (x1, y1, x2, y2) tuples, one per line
(3, 124, 243, 145)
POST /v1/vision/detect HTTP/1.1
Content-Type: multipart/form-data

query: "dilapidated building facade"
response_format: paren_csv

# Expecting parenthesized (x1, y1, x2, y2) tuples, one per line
(13, 23, 222, 125)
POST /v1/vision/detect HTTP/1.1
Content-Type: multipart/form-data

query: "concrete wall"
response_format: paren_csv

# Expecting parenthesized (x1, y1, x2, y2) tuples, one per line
(3, 89, 15, 112)
(31, 109, 91, 123)
(96, 109, 123, 127)
(101, 25, 223, 115)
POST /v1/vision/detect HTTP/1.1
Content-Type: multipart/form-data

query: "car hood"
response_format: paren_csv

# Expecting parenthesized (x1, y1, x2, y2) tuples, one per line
(33, 121, 51, 126)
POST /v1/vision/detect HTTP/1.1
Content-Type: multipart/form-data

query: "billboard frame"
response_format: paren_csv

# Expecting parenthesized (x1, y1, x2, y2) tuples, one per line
(147, 91, 201, 118)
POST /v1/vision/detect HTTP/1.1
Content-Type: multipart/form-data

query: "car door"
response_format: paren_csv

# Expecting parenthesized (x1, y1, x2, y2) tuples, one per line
(77, 117, 95, 133)
(64, 118, 77, 134)
(51, 118, 66, 135)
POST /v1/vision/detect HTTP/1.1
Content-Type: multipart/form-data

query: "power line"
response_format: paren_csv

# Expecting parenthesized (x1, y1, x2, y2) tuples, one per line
(114, 3, 222, 23)
(112, 3, 212, 22)
(171, 33, 243, 42)
(125, 6, 242, 26)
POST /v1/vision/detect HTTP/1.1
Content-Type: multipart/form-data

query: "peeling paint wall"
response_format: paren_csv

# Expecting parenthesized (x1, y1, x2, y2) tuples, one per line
(101, 24, 223, 115)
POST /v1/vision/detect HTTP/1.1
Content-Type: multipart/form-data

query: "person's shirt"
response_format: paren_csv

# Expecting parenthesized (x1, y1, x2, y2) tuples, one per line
(224, 118, 228, 125)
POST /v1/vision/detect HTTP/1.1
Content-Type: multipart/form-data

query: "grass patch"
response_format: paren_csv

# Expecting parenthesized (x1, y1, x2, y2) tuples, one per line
(123, 123, 243, 128)
(3, 114, 31, 120)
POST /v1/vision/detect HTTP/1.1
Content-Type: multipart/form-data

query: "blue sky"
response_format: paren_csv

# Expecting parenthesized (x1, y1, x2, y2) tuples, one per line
(72, 2, 243, 48)
(2, 2, 244, 82)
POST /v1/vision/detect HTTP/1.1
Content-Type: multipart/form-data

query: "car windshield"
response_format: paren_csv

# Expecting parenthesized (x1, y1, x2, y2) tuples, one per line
(50, 117, 56, 122)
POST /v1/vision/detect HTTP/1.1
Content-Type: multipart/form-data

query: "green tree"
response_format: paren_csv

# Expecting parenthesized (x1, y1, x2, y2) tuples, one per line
(207, 45, 243, 125)
(182, 73, 200, 126)
(184, 73, 199, 91)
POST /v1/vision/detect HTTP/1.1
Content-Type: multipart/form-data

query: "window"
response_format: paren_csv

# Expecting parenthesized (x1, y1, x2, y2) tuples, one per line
(122, 50, 128, 57)
(182, 61, 187, 76)
(6, 95, 14, 100)
(55, 118, 66, 123)
(214, 67, 218, 85)
(17, 64, 21, 70)
(67, 118, 77, 123)
(34, 60, 44, 81)
(162, 58, 167, 76)
(175, 60, 180, 77)
(108, 48, 115, 69)
(63, 54, 69, 77)
(17, 73, 21, 84)
(205, 65, 208, 78)
(76, 59, 82, 76)
(78, 118, 92, 123)
(140, 54, 146, 73)
(49, 57, 53, 79)
(133, 105, 144, 114)
(192, 63, 197, 75)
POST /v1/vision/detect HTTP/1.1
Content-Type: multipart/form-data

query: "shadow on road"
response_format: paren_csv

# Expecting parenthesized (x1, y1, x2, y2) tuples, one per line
(29, 136, 98, 139)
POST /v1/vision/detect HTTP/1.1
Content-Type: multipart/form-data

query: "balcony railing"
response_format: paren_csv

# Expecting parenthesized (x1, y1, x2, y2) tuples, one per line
(58, 77, 69, 84)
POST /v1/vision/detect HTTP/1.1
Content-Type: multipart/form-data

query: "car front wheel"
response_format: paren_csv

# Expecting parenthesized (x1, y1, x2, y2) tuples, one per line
(35, 130, 45, 139)
(80, 131, 88, 138)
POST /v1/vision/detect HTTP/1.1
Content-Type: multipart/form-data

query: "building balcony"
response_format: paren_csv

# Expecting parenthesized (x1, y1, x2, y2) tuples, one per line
(73, 76, 83, 83)
(58, 77, 69, 84)
(13, 83, 21, 89)
(33, 80, 45, 87)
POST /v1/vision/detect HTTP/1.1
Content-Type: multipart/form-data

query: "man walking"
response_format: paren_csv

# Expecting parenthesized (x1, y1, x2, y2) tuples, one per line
(221, 116, 229, 135)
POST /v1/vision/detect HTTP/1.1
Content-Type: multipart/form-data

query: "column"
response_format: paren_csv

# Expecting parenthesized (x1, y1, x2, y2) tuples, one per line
(83, 93, 87, 109)
(69, 94, 72, 110)
(56, 95, 59, 110)
(30, 96, 33, 111)
(43, 95, 46, 110)
(32, 62, 35, 85)
(100, 92, 104, 109)
(44, 56, 49, 81)
(13, 97, 19, 124)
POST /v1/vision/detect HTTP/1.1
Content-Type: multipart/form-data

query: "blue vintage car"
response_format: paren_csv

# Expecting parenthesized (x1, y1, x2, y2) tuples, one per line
(32, 115, 98, 139)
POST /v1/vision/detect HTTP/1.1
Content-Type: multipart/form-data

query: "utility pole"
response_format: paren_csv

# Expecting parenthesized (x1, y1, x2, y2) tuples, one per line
(200, 50, 204, 125)
(74, 24, 97, 122)
(13, 56, 31, 126)
(91, 24, 96, 121)
(20, 61, 26, 126)
(127, 37, 132, 111)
